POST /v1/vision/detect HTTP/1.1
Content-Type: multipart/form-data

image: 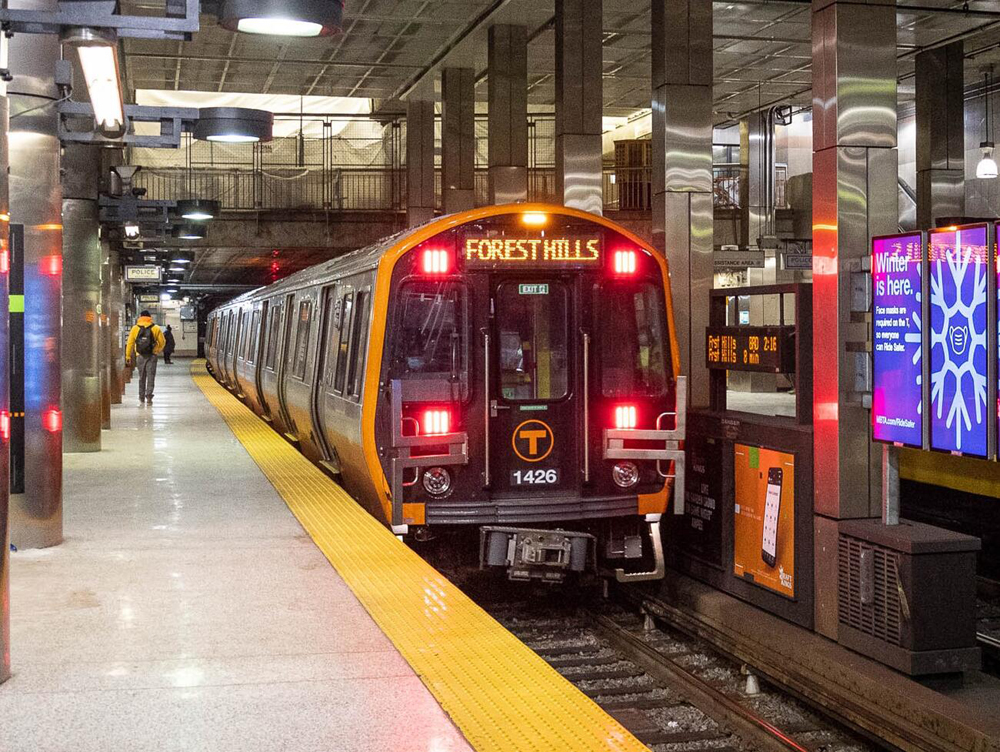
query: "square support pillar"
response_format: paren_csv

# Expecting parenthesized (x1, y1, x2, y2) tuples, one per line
(555, 0, 603, 215)
(441, 67, 476, 214)
(812, 0, 898, 637)
(406, 98, 435, 227)
(488, 24, 528, 204)
(651, 0, 714, 409)
(915, 42, 965, 229)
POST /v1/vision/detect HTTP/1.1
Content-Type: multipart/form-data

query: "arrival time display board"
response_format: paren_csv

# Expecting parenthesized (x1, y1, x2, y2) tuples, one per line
(705, 326, 795, 373)
(928, 224, 989, 457)
(871, 233, 923, 447)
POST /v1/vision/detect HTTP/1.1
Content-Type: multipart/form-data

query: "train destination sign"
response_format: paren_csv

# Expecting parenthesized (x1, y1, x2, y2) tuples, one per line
(463, 235, 601, 266)
(705, 325, 795, 373)
(871, 232, 923, 447)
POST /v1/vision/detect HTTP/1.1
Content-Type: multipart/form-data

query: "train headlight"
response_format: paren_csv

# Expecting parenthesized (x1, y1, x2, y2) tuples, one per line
(422, 467, 452, 496)
(612, 461, 640, 489)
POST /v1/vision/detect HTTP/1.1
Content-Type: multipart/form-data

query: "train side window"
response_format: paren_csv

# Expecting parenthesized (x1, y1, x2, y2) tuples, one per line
(599, 282, 670, 398)
(248, 310, 261, 363)
(265, 305, 281, 370)
(390, 281, 467, 391)
(293, 300, 312, 380)
(333, 292, 354, 393)
(348, 291, 369, 398)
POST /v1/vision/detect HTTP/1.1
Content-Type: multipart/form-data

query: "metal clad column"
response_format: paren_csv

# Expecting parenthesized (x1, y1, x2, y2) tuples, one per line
(488, 24, 528, 204)
(406, 98, 435, 226)
(651, 0, 714, 408)
(441, 68, 476, 214)
(0, 94, 12, 685)
(811, 0, 897, 637)
(555, 0, 603, 215)
(100, 243, 111, 428)
(109, 250, 123, 402)
(915, 42, 964, 229)
(740, 112, 775, 248)
(62, 144, 102, 452)
(8, 0, 63, 549)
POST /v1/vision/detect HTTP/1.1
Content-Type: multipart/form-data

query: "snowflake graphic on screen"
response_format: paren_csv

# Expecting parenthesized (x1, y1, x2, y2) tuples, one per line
(930, 246, 987, 450)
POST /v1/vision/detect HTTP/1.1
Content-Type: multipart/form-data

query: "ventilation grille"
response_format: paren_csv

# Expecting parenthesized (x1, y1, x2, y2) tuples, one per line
(838, 535, 903, 646)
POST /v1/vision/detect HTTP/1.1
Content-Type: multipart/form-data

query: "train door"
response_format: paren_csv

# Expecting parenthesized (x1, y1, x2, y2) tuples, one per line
(253, 299, 269, 410)
(486, 277, 580, 497)
(231, 309, 244, 392)
(275, 293, 296, 436)
(312, 284, 341, 468)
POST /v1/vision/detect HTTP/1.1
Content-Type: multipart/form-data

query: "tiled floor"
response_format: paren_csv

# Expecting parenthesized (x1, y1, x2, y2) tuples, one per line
(0, 359, 471, 752)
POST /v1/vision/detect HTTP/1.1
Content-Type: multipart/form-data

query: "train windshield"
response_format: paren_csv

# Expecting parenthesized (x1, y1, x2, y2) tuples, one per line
(391, 281, 467, 382)
(600, 282, 670, 397)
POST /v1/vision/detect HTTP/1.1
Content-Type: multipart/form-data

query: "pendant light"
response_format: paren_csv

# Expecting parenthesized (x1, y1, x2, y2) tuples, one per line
(978, 68, 998, 180)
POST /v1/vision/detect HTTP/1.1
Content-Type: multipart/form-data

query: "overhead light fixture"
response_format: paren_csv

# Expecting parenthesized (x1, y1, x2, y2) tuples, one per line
(177, 199, 220, 221)
(193, 107, 273, 144)
(61, 28, 125, 136)
(219, 0, 344, 37)
(174, 224, 206, 241)
(124, 223, 140, 238)
(979, 67, 998, 180)
(171, 252, 194, 265)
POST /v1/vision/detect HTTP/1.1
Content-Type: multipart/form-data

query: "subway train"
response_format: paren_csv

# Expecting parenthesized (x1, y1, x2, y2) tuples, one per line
(206, 204, 686, 582)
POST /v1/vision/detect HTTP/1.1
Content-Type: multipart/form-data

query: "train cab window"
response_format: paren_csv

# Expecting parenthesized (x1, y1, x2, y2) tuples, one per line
(347, 291, 369, 398)
(497, 283, 569, 401)
(390, 282, 468, 390)
(265, 305, 281, 370)
(599, 282, 670, 397)
(292, 300, 312, 380)
(333, 293, 354, 393)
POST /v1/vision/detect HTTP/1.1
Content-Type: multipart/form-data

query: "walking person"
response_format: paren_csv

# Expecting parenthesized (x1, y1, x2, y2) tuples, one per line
(163, 325, 176, 365)
(125, 310, 166, 405)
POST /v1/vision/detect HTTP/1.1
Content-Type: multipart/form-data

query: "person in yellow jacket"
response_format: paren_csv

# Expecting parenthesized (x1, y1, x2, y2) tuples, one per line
(125, 310, 166, 405)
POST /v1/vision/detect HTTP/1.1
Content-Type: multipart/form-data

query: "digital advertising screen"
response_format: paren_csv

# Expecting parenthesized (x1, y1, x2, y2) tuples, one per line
(733, 444, 795, 599)
(871, 233, 923, 447)
(928, 224, 989, 457)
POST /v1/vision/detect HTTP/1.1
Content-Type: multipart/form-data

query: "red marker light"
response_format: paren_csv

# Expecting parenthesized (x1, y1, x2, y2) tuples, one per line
(613, 250, 637, 275)
(422, 409, 451, 436)
(0, 410, 10, 442)
(421, 249, 451, 275)
(0, 249, 9, 275)
(43, 408, 62, 433)
(41, 255, 62, 277)
(614, 404, 637, 430)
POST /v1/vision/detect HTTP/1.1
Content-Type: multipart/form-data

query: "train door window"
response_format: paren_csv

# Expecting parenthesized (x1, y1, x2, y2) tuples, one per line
(497, 283, 569, 401)
(390, 281, 468, 394)
(348, 291, 369, 399)
(292, 299, 312, 380)
(320, 288, 339, 389)
(248, 310, 261, 363)
(265, 305, 281, 370)
(333, 292, 354, 393)
(599, 282, 669, 397)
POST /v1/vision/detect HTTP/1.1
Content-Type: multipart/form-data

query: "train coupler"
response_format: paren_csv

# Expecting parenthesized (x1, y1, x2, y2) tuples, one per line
(480, 526, 594, 583)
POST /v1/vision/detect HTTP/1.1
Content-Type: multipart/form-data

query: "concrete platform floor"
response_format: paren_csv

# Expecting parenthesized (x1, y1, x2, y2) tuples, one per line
(0, 359, 471, 752)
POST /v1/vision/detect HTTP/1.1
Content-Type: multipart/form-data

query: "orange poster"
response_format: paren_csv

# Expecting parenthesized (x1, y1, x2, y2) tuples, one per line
(733, 444, 795, 598)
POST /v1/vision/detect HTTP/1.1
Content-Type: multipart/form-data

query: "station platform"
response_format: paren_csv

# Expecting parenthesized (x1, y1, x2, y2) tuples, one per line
(0, 359, 644, 752)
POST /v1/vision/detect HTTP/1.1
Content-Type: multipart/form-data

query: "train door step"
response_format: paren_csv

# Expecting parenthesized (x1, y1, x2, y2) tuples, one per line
(318, 459, 341, 476)
(283, 432, 298, 443)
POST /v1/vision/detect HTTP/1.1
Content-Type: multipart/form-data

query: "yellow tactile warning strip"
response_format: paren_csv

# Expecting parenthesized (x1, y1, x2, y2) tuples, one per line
(191, 360, 648, 752)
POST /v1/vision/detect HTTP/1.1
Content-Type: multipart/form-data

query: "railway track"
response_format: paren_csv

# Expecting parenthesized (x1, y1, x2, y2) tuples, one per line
(477, 586, 873, 752)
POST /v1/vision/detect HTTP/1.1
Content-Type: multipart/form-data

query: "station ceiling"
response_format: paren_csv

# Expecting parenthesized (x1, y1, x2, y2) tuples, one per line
(122, 0, 1000, 122)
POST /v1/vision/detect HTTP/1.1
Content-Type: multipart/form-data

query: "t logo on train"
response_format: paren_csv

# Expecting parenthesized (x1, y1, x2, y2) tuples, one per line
(207, 204, 685, 582)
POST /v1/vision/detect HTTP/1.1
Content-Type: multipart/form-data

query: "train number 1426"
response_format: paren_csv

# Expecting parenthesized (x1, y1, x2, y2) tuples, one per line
(511, 469, 559, 486)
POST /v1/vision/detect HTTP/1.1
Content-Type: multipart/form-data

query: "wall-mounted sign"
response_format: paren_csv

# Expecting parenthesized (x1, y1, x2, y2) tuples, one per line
(125, 265, 161, 283)
(782, 252, 812, 270)
(734, 444, 795, 598)
(138, 294, 160, 304)
(463, 236, 601, 266)
(928, 224, 988, 457)
(706, 325, 795, 373)
(714, 248, 765, 269)
(871, 232, 923, 447)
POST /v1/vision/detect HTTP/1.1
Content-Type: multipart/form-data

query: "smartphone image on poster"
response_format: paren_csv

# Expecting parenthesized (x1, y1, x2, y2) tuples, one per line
(761, 467, 782, 568)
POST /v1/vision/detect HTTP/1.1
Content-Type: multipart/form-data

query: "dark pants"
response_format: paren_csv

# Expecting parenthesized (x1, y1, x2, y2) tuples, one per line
(164, 349, 174, 364)
(137, 354, 158, 400)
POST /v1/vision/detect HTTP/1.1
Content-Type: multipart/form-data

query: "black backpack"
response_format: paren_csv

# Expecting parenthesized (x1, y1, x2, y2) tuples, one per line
(135, 324, 155, 357)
